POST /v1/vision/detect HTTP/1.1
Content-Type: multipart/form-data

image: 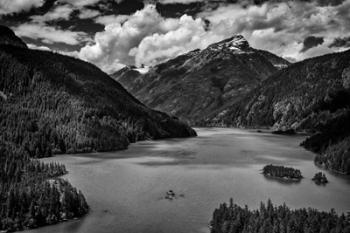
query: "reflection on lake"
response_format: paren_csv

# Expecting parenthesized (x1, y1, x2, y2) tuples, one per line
(26, 128, 350, 233)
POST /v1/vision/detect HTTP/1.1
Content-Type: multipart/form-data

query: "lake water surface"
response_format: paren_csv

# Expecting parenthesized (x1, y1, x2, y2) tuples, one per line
(27, 128, 350, 233)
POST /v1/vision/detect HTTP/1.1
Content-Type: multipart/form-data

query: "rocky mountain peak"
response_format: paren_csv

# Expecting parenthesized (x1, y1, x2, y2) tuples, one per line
(207, 35, 250, 52)
(0, 25, 27, 48)
(225, 35, 250, 49)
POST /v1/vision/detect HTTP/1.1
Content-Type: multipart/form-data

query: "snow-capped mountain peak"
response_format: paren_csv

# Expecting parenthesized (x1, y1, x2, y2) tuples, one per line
(207, 35, 250, 52)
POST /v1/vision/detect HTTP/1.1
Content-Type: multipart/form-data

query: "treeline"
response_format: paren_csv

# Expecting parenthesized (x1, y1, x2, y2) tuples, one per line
(262, 165, 302, 180)
(301, 109, 350, 175)
(0, 101, 134, 157)
(211, 199, 350, 233)
(0, 144, 88, 232)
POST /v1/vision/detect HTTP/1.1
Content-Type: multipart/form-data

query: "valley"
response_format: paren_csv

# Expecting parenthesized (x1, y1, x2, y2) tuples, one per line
(1, 5, 349, 231)
(24, 128, 350, 233)
(113, 38, 350, 175)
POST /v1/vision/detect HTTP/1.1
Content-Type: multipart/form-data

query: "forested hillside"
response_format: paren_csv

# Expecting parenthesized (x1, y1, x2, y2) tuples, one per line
(207, 50, 350, 174)
(0, 42, 195, 157)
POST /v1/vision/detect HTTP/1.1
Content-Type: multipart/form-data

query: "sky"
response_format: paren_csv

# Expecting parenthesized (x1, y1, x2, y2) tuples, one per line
(0, 0, 349, 73)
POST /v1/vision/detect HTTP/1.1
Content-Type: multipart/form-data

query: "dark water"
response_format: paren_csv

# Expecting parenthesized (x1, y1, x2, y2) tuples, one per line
(27, 128, 350, 233)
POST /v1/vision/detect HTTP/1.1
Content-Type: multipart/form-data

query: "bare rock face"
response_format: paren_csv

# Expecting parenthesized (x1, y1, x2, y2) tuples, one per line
(112, 35, 289, 125)
(0, 25, 27, 48)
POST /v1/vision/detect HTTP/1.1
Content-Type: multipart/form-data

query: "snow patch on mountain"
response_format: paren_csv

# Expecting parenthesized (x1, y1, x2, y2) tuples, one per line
(207, 35, 250, 53)
(134, 66, 150, 74)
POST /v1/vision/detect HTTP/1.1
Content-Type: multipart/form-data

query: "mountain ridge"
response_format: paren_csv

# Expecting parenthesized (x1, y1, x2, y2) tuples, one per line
(112, 35, 290, 125)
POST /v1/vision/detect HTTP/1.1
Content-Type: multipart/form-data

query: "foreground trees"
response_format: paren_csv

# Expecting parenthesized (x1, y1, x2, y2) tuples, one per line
(211, 199, 350, 233)
(0, 144, 89, 232)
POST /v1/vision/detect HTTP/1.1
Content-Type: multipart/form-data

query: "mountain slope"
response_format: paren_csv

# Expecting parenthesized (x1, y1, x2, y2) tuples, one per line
(0, 27, 196, 158)
(0, 25, 27, 48)
(208, 49, 350, 174)
(209, 50, 350, 129)
(112, 35, 289, 125)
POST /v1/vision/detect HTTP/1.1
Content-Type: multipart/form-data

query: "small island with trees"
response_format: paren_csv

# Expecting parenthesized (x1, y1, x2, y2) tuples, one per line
(262, 164, 303, 182)
(312, 172, 329, 185)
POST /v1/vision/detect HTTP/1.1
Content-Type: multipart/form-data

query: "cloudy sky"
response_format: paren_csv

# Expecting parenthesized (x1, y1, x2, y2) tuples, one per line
(1, 0, 349, 73)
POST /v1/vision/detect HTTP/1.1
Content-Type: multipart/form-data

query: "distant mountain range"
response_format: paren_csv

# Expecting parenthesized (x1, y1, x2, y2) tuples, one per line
(0, 25, 196, 158)
(112, 35, 289, 125)
(113, 36, 350, 174)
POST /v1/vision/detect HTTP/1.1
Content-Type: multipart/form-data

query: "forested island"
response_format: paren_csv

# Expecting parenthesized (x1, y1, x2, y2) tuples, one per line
(262, 165, 302, 181)
(0, 144, 89, 232)
(312, 172, 329, 185)
(210, 199, 350, 233)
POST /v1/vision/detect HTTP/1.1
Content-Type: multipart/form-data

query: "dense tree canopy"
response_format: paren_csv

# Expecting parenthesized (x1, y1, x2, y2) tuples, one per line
(211, 199, 350, 233)
(262, 165, 302, 181)
(0, 144, 88, 232)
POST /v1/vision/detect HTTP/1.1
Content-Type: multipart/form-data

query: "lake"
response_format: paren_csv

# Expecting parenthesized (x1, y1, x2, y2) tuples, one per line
(26, 128, 350, 233)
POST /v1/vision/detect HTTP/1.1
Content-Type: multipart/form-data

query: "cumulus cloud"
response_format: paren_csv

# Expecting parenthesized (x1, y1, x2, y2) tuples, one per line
(12, 3, 91, 47)
(132, 15, 222, 66)
(74, 0, 350, 73)
(0, 0, 43, 15)
(14, 23, 88, 45)
(79, 4, 231, 73)
(30, 4, 74, 22)
(200, 0, 350, 61)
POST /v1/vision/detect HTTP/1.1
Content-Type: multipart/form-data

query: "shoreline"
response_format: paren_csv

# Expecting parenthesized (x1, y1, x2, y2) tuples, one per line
(21, 127, 350, 233)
